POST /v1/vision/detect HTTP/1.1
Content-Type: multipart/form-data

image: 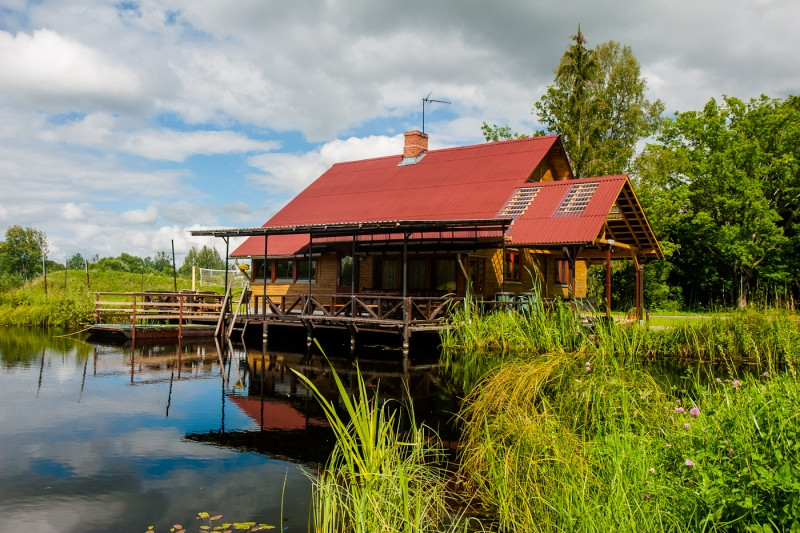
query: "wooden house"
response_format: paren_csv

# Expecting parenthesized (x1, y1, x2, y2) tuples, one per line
(227, 131, 660, 304)
(193, 130, 662, 357)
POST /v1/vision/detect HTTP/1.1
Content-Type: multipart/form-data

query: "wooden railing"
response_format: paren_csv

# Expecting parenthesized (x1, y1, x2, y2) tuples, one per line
(248, 293, 586, 326)
(93, 291, 225, 324)
(251, 294, 458, 324)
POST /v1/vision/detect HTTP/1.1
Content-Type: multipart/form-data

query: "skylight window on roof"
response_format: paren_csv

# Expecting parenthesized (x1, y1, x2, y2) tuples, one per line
(607, 203, 623, 220)
(500, 187, 540, 218)
(556, 182, 599, 216)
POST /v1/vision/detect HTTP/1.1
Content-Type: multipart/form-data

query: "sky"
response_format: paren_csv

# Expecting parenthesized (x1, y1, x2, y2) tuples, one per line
(1, 0, 798, 266)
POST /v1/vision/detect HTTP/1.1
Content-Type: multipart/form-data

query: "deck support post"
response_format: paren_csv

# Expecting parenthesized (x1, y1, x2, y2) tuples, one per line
(223, 237, 230, 295)
(307, 234, 313, 314)
(401, 233, 410, 362)
(131, 294, 137, 342)
(605, 244, 612, 318)
(262, 234, 269, 349)
(351, 235, 356, 318)
(402, 321, 410, 360)
(636, 263, 645, 323)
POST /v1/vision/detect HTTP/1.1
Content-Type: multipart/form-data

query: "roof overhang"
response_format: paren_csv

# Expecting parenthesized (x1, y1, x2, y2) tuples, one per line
(191, 218, 513, 239)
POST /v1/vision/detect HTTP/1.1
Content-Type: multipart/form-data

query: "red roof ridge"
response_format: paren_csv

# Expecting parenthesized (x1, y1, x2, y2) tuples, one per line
(329, 134, 562, 168)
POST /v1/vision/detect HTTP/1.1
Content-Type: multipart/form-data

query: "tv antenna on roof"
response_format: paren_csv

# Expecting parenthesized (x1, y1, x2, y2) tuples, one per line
(422, 92, 450, 133)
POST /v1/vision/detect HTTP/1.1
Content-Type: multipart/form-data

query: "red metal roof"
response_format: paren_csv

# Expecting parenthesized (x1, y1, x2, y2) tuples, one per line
(509, 176, 627, 245)
(231, 136, 658, 258)
(234, 135, 562, 256)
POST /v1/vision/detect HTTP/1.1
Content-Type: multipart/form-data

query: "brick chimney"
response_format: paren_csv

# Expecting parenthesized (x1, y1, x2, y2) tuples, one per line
(403, 130, 428, 159)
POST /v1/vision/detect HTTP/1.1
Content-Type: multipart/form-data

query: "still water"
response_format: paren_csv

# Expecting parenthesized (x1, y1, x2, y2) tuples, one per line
(0, 327, 449, 533)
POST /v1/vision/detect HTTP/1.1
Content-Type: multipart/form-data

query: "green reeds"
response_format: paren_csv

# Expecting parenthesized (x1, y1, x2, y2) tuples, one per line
(456, 350, 800, 531)
(440, 295, 591, 394)
(457, 354, 678, 532)
(443, 306, 800, 395)
(292, 360, 461, 533)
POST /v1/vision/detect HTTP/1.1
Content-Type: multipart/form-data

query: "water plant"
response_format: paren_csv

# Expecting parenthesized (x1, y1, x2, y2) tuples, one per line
(292, 357, 463, 533)
(456, 351, 800, 532)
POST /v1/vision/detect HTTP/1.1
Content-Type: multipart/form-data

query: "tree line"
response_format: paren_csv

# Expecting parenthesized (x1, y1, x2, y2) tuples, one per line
(0, 225, 226, 291)
(484, 26, 800, 310)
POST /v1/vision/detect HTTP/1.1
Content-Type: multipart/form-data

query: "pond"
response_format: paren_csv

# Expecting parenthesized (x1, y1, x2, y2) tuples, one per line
(0, 327, 451, 533)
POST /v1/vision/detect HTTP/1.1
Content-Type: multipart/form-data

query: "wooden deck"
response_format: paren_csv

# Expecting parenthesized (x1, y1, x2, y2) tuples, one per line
(89, 291, 226, 342)
(250, 293, 456, 331)
(89, 289, 575, 359)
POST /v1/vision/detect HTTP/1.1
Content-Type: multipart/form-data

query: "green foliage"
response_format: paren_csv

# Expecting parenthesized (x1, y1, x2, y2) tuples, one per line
(66, 252, 86, 270)
(535, 26, 663, 177)
(442, 305, 800, 393)
(179, 245, 225, 276)
(94, 252, 165, 273)
(480, 122, 529, 142)
(147, 251, 173, 272)
(662, 375, 800, 530)
(635, 94, 800, 308)
(145, 512, 274, 532)
(94, 256, 133, 272)
(0, 225, 47, 279)
(293, 356, 460, 533)
(457, 344, 800, 532)
(0, 269, 193, 327)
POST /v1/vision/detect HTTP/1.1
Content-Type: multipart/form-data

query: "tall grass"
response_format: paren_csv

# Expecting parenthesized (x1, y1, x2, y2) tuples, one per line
(443, 305, 800, 394)
(0, 270, 194, 327)
(440, 297, 591, 393)
(292, 359, 468, 533)
(457, 352, 800, 532)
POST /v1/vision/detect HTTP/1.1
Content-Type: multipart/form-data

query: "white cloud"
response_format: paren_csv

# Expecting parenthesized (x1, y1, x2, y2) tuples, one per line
(0, 28, 145, 111)
(61, 202, 85, 221)
(121, 205, 158, 225)
(44, 113, 280, 162)
(247, 134, 403, 195)
(121, 129, 280, 162)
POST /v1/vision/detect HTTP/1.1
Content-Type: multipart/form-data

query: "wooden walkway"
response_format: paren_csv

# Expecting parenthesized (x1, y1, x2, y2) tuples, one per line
(90, 291, 226, 342)
(89, 289, 556, 359)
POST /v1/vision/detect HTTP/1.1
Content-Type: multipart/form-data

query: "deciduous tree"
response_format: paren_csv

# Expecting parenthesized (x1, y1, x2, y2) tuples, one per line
(535, 26, 663, 177)
(635, 95, 800, 307)
(0, 226, 48, 279)
(482, 27, 662, 179)
(179, 245, 225, 276)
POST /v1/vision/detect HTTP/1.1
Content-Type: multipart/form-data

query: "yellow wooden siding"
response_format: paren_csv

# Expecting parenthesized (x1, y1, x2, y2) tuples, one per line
(248, 249, 588, 305)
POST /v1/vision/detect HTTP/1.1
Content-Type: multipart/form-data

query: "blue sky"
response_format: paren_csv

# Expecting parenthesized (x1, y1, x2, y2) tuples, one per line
(1, 0, 798, 265)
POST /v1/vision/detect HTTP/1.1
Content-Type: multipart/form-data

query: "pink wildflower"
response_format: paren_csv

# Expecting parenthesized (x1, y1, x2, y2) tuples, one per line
(643, 493, 651, 500)
(689, 407, 701, 416)
(732, 379, 742, 388)
(715, 377, 722, 383)
(665, 443, 672, 449)
(763, 371, 770, 378)
(649, 467, 655, 474)
(674, 407, 685, 413)
(685, 459, 695, 467)
(728, 448, 734, 455)
(683, 423, 691, 429)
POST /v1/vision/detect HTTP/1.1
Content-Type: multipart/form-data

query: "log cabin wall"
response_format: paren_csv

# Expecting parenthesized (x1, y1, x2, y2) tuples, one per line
(247, 247, 588, 307)
(249, 253, 340, 308)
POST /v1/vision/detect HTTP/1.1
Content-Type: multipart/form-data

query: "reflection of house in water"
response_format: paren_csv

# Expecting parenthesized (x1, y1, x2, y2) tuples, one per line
(187, 347, 459, 463)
